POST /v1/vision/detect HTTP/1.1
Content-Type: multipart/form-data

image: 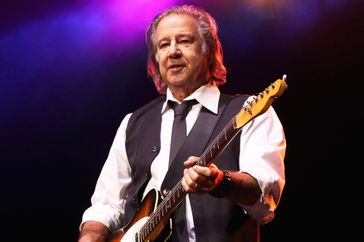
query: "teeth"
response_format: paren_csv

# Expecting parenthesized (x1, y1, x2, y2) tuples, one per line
(171, 66, 183, 71)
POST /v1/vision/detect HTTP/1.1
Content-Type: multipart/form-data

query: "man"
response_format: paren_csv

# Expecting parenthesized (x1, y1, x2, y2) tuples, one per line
(78, 5, 286, 242)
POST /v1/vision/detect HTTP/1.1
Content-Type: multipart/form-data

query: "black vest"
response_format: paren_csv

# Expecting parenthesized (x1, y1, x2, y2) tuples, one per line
(124, 94, 259, 242)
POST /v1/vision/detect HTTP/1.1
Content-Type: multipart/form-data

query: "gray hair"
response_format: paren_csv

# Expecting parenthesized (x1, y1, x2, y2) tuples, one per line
(145, 5, 227, 94)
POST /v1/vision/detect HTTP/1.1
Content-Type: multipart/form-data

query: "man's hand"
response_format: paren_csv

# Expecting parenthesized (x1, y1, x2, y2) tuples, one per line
(181, 156, 224, 193)
(78, 221, 110, 242)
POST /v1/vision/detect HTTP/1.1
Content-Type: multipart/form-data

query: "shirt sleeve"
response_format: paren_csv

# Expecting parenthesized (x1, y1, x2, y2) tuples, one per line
(80, 113, 132, 232)
(238, 102, 286, 225)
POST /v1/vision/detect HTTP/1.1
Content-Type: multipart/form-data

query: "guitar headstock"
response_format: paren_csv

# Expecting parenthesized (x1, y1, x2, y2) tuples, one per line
(235, 75, 287, 129)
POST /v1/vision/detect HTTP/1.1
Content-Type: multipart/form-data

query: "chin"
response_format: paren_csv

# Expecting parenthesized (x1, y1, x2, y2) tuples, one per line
(166, 78, 188, 87)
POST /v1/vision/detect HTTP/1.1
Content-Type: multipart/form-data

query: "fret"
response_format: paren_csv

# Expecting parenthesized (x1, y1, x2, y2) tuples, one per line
(166, 199, 171, 209)
(136, 231, 140, 242)
(150, 217, 155, 229)
(199, 157, 205, 166)
(149, 222, 153, 235)
(211, 143, 216, 152)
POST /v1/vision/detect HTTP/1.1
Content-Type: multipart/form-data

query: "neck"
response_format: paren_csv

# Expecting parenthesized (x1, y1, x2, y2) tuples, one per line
(171, 88, 195, 101)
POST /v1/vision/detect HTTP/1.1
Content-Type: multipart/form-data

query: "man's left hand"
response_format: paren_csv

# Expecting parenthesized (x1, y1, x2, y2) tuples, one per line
(181, 156, 224, 193)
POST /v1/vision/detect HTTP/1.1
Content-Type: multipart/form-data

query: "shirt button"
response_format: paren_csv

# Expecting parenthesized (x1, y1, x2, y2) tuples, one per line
(152, 146, 159, 153)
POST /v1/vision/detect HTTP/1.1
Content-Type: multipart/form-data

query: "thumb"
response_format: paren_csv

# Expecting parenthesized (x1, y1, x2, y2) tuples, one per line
(207, 163, 224, 192)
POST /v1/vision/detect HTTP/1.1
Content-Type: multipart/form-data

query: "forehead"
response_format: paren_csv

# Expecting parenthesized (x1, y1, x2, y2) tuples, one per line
(155, 14, 199, 40)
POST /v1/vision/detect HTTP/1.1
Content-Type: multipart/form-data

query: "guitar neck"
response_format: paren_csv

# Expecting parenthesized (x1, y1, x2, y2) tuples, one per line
(197, 117, 240, 167)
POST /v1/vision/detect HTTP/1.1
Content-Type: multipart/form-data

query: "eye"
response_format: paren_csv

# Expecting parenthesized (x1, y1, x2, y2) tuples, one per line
(180, 39, 192, 44)
(159, 42, 169, 49)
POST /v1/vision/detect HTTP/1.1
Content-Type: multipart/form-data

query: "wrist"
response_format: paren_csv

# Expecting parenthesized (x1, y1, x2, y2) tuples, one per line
(209, 170, 232, 198)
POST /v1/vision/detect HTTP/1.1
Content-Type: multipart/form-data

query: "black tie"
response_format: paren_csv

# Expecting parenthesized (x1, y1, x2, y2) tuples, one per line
(168, 100, 196, 165)
(168, 99, 196, 242)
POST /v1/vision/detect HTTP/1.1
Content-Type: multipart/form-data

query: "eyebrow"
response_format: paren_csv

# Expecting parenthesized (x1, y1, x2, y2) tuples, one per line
(177, 33, 195, 39)
(157, 33, 196, 45)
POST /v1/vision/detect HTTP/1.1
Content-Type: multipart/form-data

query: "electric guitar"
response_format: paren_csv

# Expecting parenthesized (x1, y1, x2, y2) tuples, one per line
(108, 75, 288, 242)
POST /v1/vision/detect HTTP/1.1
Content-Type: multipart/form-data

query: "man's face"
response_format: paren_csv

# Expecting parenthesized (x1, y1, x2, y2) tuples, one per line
(155, 14, 209, 93)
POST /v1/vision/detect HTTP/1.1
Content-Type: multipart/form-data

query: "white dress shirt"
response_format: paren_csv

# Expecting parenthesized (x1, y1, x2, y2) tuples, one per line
(80, 83, 286, 241)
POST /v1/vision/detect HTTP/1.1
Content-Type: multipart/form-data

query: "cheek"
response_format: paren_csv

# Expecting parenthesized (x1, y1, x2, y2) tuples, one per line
(156, 53, 167, 69)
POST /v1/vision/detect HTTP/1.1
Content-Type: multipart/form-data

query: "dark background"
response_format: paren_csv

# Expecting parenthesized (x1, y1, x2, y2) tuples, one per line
(0, 0, 361, 241)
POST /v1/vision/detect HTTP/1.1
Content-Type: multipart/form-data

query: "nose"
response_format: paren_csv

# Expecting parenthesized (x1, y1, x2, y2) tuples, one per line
(168, 42, 182, 58)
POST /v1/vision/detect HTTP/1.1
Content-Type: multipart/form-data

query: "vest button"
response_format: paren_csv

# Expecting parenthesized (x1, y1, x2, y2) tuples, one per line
(162, 189, 170, 197)
(152, 146, 159, 153)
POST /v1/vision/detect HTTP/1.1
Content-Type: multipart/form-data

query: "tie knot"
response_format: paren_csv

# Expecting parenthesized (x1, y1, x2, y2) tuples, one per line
(169, 99, 197, 117)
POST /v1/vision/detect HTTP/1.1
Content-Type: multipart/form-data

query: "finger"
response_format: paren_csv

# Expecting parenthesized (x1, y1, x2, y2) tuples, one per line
(184, 168, 198, 188)
(183, 167, 208, 193)
(181, 169, 194, 192)
(184, 156, 200, 167)
(181, 174, 201, 193)
(208, 163, 219, 179)
(192, 165, 213, 177)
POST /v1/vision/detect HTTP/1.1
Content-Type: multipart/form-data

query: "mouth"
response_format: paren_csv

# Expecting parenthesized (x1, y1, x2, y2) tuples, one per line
(168, 64, 185, 72)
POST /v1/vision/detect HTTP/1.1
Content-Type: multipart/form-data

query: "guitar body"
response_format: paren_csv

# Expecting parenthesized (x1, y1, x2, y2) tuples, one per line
(108, 189, 172, 242)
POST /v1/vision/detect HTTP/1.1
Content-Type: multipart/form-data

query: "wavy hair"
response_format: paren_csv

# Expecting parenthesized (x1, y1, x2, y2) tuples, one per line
(145, 5, 227, 94)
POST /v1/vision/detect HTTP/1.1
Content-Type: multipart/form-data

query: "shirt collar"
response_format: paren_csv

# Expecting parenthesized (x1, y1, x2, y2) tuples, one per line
(161, 82, 220, 114)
